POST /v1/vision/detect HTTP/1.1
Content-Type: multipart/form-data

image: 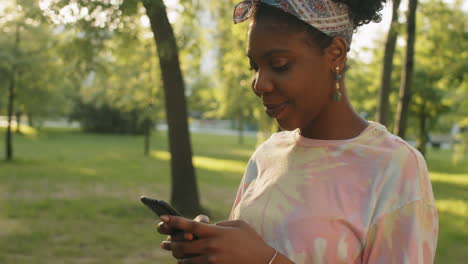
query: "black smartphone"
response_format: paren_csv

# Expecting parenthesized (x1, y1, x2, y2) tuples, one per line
(141, 196, 198, 244)
(140, 196, 182, 217)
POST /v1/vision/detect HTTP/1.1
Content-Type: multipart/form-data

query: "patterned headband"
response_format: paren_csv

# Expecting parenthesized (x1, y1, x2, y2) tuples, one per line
(233, 0, 354, 47)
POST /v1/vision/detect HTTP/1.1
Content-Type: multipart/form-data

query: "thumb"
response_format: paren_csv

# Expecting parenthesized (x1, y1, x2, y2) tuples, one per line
(194, 214, 210, 224)
(215, 220, 245, 228)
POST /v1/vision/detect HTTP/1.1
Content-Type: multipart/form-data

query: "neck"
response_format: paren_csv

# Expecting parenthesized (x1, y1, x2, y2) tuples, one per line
(300, 88, 369, 140)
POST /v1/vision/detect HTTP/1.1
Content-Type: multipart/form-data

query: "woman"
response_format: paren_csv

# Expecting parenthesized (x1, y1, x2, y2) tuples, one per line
(156, 0, 439, 263)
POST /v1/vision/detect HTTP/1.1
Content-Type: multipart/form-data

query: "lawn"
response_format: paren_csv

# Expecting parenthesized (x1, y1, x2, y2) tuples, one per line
(0, 128, 466, 263)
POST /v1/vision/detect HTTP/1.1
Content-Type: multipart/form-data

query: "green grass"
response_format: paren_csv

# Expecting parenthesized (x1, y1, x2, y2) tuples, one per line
(0, 128, 466, 263)
(425, 148, 468, 263)
(0, 128, 256, 264)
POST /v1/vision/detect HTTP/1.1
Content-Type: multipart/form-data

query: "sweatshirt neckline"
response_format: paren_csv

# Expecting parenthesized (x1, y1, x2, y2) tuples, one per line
(292, 121, 382, 147)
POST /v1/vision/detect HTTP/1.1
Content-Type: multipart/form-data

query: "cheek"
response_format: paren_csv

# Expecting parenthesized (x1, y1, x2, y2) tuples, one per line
(288, 71, 330, 104)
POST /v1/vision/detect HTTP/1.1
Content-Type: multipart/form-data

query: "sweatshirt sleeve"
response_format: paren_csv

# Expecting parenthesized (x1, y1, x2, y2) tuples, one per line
(229, 157, 259, 220)
(362, 200, 439, 263)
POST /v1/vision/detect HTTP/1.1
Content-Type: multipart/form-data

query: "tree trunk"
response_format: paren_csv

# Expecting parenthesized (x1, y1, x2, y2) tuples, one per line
(377, 0, 401, 126)
(6, 73, 15, 161)
(6, 24, 20, 161)
(416, 100, 427, 157)
(142, 0, 200, 215)
(394, 0, 418, 138)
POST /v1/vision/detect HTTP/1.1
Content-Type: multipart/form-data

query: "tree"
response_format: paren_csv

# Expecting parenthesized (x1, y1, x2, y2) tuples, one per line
(346, 56, 380, 120)
(377, 0, 402, 126)
(72, 21, 162, 138)
(40, 0, 201, 214)
(394, 0, 419, 138)
(5, 24, 19, 161)
(410, 69, 450, 156)
(142, 0, 200, 214)
(413, 0, 467, 157)
(0, 0, 53, 160)
(209, 0, 266, 144)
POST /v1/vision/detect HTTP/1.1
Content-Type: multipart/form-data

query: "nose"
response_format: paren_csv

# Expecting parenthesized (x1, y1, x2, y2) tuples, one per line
(252, 70, 274, 95)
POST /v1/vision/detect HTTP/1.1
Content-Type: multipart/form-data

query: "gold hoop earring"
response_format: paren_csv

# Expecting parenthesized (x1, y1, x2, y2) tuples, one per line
(334, 66, 342, 102)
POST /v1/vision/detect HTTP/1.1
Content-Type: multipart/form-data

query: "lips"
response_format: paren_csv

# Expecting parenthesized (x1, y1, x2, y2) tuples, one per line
(264, 102, 289, 118)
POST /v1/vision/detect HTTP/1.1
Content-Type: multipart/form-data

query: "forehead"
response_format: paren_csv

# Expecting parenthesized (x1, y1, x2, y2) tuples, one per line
(246, 20, 317, 58)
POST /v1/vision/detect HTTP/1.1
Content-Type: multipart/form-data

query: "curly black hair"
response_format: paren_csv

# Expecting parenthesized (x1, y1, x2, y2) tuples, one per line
(252, 0, 387, 50)
(335, 0, 387, 28)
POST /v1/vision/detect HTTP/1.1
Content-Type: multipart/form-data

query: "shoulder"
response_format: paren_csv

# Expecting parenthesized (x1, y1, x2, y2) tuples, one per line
(373, 123, 429, 188)
(244, 130, 296, 178)
(367, 122, 428, 173)
(367, 123, 436, 221)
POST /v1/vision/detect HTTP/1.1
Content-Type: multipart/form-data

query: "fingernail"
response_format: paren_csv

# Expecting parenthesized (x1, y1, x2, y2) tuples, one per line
(160, 215, 169, 222)
(160, 241, 170, 250)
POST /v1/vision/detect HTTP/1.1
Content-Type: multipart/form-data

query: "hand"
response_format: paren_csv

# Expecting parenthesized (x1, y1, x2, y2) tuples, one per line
(157, 214, 210, 245)
(160, 216, 276, 264)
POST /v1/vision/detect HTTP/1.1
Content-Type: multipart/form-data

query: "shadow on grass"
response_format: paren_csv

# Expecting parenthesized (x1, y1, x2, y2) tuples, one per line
(426, 149, 468, 175)
(0, 198, 171, 261)
(432, 181, 468, 201)
(435, 210, 468, 263)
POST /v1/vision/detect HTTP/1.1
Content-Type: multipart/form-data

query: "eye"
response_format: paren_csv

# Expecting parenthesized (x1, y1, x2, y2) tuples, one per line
(272, 64, 289, 72)
(271, 58, 289, 73)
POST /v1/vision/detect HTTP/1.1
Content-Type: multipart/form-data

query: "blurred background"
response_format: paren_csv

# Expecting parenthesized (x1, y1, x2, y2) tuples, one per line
(0, 0, 466, 263)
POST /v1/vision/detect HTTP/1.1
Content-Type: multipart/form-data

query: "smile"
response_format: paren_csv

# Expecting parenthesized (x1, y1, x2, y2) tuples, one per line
(264, 102, 289, 118)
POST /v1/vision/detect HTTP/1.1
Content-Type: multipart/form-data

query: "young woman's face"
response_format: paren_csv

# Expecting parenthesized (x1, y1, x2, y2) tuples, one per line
(247, 19, 335, 131)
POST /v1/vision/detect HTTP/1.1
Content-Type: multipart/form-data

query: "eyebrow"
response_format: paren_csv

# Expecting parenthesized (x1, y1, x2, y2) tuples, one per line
(246, 48, 291, 60)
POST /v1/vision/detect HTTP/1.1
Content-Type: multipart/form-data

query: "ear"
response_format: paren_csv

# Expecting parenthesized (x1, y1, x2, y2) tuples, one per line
(324, 36, 348, 73)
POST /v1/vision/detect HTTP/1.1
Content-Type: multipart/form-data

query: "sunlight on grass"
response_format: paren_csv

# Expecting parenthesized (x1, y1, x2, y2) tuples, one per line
(430, 172, 468, 186)
(79, 167, 97, 176)
(0, 218, 26, 236)
(151, 150, 245, 174)
(0, 125, 38, 139)
(435, 199, 468, 218)
(19, 125, 37, 135)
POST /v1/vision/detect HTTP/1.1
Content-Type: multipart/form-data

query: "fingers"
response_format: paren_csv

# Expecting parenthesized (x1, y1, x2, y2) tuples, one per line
(157, 221, 173, 235)
(158, 215, 210, 236)
(183, 232, 195, 241)
(177, 254, 217, 264)
(158, 216, 205, 244)
(171, 232, 189, 242)
(157, 221, 187, 242)
(161, 215, 216, 237)
(185, 214, 210, 240)
(162, 238, 213, 259)
(215, 219, 245, 228)
(161, 240, 171, 251)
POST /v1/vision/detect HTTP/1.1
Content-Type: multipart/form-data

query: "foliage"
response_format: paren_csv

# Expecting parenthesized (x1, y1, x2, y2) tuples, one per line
(187, 75, 219, 117)
(208, 0, 273, 139)
(0, 0, 72, 122)
(346, 55, 380, 120)
(347, 0, 466, 143)
(411, 0, 467, 130)
(70, 100, 147, 134)
(37, 0, 163, 133)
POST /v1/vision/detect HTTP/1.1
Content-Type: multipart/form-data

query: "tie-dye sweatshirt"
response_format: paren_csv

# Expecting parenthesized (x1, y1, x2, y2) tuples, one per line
(229, 122, 438, 263)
